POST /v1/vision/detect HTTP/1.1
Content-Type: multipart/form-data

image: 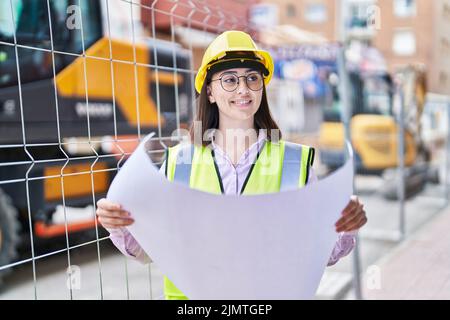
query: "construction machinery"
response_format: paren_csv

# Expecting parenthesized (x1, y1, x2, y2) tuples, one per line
(0, 0, 192, 284)
(318, 58, 431, 199)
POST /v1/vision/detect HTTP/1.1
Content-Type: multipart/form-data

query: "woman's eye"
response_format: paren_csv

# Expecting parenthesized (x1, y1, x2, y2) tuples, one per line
(223, 77, 237, 83)
(248, 75, 258, 82)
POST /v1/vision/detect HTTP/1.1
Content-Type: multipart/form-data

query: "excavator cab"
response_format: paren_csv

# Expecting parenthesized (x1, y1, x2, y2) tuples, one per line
(0, 0, 102, 85)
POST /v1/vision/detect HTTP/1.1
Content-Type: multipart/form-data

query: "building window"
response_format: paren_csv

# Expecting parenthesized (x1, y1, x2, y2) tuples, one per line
(394, 0, 416, 17)
(304, 3, 327, 23)
(250, 3, 279, 28)
(444, 3, 450, 20)
(348, 3, 370, 29)
(439, 72, 448, 85)
(286, 4, 296, 18)
(392, 30, 416, 56)
(442, 37, 450, 54)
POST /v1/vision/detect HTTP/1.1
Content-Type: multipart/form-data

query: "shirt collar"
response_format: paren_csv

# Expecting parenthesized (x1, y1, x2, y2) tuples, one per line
(208, 129, 268, 152)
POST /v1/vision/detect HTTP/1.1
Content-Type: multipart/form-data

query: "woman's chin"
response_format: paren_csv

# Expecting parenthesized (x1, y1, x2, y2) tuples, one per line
(233, 110, 256, 120)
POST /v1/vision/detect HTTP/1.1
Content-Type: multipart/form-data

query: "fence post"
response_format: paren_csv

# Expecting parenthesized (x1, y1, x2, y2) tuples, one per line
(337, 45, 363, 300)
(396, 80, 406, 240)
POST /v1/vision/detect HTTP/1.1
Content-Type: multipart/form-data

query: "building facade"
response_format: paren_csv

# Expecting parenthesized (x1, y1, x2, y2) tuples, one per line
(257, 0, 339, 41)
(372, 0, 450, 95)
(259, 0, 450, 95)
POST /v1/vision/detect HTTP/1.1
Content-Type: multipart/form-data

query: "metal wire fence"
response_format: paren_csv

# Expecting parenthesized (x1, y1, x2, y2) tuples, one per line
(0, 0, 264, 300)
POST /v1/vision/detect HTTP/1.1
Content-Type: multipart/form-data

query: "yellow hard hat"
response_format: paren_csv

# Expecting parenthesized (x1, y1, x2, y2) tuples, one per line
(194, 30, 274, 93)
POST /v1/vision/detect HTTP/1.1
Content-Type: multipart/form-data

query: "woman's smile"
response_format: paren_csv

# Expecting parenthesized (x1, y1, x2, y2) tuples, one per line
(230, 98, 253, 108)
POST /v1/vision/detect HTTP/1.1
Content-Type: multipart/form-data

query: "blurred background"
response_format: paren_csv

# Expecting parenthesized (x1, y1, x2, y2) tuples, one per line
(0, 0, 449, 300)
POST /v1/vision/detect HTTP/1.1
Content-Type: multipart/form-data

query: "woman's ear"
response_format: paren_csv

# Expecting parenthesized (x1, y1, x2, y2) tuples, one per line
(207, 86, 215, 104)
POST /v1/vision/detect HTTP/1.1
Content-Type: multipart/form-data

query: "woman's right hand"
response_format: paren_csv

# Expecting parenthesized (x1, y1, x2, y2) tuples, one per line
(96, 198, 134, 229)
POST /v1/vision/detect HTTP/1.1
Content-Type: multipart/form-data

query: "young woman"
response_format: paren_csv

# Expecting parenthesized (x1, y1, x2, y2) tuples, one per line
(96, 31, 367, 300)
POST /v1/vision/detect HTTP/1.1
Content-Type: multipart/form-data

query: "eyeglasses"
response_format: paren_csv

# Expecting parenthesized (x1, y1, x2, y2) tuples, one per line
(210, 72, 264, 92)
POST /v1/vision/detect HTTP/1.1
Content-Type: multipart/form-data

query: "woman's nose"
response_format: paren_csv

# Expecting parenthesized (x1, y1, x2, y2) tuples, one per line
(236, 78, 250, 94)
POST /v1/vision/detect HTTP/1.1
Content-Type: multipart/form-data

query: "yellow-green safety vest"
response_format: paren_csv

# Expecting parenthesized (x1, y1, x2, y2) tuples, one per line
(163, 139, 315, 300)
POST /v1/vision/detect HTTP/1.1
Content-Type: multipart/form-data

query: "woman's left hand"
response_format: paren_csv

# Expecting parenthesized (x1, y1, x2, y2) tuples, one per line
(335, 195, 367, 233)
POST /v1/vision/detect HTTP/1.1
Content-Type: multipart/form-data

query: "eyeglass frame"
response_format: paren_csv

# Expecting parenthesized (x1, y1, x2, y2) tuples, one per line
(209, 71, 264, 92)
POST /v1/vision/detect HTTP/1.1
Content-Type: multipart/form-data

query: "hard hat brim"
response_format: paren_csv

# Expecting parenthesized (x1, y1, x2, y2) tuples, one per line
(195, 48, 274, 93)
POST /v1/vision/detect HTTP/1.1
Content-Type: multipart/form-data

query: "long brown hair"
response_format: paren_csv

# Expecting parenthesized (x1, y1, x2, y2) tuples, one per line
(189, 83, 282, 146)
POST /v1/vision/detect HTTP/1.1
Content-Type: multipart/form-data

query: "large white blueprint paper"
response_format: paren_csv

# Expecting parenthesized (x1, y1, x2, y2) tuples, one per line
(107, 134, 354, 300)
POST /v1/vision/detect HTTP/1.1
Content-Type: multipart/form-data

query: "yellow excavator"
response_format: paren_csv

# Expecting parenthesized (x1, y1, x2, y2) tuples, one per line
(318, 63, 431, 199)
(0, 0, 192, 284)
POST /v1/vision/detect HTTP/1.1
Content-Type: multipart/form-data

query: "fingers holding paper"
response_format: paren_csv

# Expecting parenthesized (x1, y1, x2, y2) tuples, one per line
(96, 198, 134, 229)
(335, 195, 367, 233)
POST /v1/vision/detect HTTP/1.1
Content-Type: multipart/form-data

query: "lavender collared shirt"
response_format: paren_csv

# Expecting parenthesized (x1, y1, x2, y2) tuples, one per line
(106, 133, 356, 267)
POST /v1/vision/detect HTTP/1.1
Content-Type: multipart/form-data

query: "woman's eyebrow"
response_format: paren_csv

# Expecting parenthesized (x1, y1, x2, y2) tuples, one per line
(219, 69, 257, 77)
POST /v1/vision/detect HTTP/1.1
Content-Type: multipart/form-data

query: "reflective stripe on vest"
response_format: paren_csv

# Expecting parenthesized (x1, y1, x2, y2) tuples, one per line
(163, 140, 314, 300)
(173, 144, 194, 185)
(280, 141, 302, 191)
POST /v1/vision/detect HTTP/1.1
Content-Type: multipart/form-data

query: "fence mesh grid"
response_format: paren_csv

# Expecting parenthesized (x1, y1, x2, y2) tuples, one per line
(0, 0, 270, 299)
